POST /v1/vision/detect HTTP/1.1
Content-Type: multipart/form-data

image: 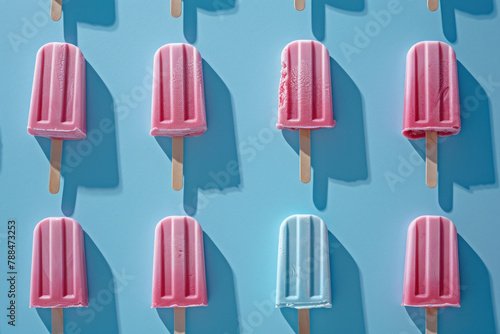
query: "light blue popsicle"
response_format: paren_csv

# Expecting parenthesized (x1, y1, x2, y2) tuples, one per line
(275, 215, 332, 309)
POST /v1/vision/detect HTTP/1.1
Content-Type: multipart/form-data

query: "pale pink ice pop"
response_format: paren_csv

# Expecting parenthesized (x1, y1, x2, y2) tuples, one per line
(151, 43, 206, 191)
(152, 216, 207, 332)
(277, 40, 335, 131)
(28, 42, 86, 194)
(402, 41, 460, 140)
(402, 41, 460, 188)
(277, 40, 335, 184)
(403, 216, 460, 332)
(152, 216, 207, 307)
(30, 217, 88, 333)
(28, 43, 86, 140)
(30, 217, 88, 308)
(151, 43, 206, 138)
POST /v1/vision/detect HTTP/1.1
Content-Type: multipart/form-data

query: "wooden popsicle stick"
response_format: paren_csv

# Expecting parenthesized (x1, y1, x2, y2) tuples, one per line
(51, 308, 64, 334)
(174, 308, 186, 334)
(172, 137, 184, 191)
(299, 129, 311, 184)
(298, 309, 310, 334)
(49, 139, 63, 194)
(51, 0, 62, 21)
(171, 0, 182, 17)
(428, 0, 439, 11)
(426, 308, 438, 334)
(295, 0, 305, 11)
(425, 131, 438, 188)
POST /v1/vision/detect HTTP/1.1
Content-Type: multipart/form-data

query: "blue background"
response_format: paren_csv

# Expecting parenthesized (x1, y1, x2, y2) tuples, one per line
(0, 0, 499, 333)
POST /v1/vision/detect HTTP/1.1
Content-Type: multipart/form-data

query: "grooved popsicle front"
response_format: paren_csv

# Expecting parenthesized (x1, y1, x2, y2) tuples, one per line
(152, 216, 208, 308)
(30, 218, 88, 308)
(403, 216, 460, 308)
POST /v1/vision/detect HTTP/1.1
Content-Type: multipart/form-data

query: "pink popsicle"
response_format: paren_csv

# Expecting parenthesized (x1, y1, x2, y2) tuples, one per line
(152, 216, 207, 332)
(403, 216, 460, 332)
(402, 41, 460, 188)
(30, 217, 88, 332)
(277, 40, 335, 184)
(277, 40, 335, 131)
(151, 43, 206, 191)
(28, 42, 86, 194)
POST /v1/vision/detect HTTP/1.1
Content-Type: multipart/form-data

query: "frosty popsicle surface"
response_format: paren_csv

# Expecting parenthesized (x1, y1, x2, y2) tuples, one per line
(277, 40, 335, 131)
(150, 43, 206, 138)
(402, 41, 460, 140)
(403, 216, 460, 308)
(30, 217, 88, 308)
(28, 43, 86, 140)
(276, 215, 331, 309)
(152, 216, 207, 308)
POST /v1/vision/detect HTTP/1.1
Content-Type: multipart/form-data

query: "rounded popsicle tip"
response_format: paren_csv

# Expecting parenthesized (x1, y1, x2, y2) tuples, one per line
(154, 43, 201, 61)
(407, 41, 456, 60)
(34, 217, 83, 231)
(281, 40, 329, 58)
(280, 214, 327, 228)
(37, 42, 83, 58)
(408, 215, 456, 231)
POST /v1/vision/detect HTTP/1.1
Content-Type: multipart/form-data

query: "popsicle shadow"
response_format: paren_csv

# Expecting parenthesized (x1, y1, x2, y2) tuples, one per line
(157, 233, 240, 333)
(405, 235, 496, 333)
(440, 0, 495, 43)
(409, 62, 496, 212)
(36, 233, 120, 333)
(155, 60, 240, 215)
(312, 0, 366, 41)
(183, 0, 237, 43)
(280, 232, 366, 333)
(63, 0, 117, 45)
(283, 57, 369, 211)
